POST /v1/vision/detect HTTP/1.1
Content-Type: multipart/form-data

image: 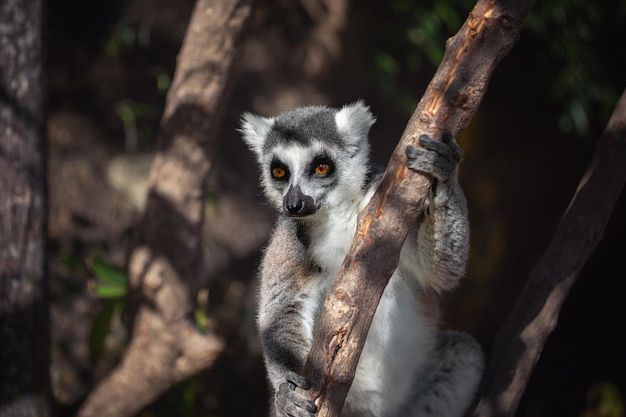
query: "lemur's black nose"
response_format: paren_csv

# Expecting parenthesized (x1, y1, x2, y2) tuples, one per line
(286, 200, 303, 215)
(283, 185, 316, 217)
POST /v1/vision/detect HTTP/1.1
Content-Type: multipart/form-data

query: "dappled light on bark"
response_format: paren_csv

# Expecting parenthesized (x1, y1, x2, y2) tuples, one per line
(76, 1, 255, 416)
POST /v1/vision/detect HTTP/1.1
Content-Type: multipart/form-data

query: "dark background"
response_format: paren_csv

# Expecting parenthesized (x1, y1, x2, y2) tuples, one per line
(46, 0, 626, 416)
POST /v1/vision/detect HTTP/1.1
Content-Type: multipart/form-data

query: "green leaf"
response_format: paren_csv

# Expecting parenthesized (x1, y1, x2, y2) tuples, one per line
(157, 73, 171, 95)
(92, 258, 126, 287)
(89, 300, 117, 362)
(91, 257, 127, 299)
(115, 102, 137, 130)
(94, 283, 127, 299)
(195, 309, 208, 333)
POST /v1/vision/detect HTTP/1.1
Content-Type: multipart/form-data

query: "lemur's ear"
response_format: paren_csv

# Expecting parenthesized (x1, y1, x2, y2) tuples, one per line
(335, 100, 376, 146)
(240, 113, 275, 156)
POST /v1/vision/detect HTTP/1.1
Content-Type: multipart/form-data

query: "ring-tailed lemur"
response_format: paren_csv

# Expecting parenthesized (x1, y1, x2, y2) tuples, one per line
(241, 101, 484, 417)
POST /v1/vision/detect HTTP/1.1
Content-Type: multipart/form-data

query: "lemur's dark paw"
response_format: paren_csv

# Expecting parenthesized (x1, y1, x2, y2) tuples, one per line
(405, 133, 462, 182)
(420, 133, 463, 163)
(275, 371, 317, 417)
(286, 370, 312, 390)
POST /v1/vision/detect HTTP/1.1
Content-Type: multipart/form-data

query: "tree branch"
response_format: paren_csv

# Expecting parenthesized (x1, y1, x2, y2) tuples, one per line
(471, 88, 626, 417)
(298, 0, 535, 416)
(76, 1, 255, 416)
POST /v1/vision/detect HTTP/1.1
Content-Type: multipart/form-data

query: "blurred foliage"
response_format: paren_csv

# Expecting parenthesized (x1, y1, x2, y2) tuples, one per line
(104, 19, 152, 56)
(115, 100, 149, 151)
(366, 0, 626, 136)
(157, 72, 172, 95)
(141, 376, 217, 417)
(102, 19, 172, 150)
(195, 288, 210, 333)
(89, 299, 122, 364)
(89, 256, 127, 299)
(524, 0, 625, 135)
(365, 0, 473, 113)
(86, 256, 211, 364)
(86, 256, 127, 363)
(580, 381, 625, 417)
(58, 248, 87, 276)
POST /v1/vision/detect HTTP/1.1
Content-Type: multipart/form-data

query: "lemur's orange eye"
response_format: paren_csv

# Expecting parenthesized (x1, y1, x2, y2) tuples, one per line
(315, 163, 330, 176)
(272, 167, 286, 179)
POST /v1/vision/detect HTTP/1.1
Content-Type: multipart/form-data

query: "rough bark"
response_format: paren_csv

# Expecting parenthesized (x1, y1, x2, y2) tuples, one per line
(0, 0, 49, 416)
(76, 1, 255, 417)
(471, 89, 626, 417)
(298, 0, 535, 416)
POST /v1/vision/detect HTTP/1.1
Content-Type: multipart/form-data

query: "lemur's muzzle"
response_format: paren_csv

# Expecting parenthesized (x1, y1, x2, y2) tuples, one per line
(283, 185, 317, 217)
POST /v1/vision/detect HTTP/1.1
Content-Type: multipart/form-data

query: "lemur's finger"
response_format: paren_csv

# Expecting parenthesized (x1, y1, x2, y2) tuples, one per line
(405, 145, 455, 182)
(286, 370, 311, 390)
(276, 382, 317, 417)
(418, 134, 463, 163)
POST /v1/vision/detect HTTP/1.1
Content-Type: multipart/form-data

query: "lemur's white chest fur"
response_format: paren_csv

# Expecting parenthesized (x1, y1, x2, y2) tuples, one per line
(243, 102, 482, 417)
(299, 190, 435, 417)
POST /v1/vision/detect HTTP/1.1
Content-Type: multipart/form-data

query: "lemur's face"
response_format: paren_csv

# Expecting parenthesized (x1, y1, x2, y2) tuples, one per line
(240, 102, 376, 218)
(263, 141, 340, 218)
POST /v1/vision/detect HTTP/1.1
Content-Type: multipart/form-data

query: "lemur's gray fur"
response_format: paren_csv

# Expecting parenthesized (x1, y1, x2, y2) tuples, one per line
(241, 101, 484, 417)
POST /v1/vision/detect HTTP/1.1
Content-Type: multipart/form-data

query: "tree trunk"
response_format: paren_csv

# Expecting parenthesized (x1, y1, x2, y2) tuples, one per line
(471, 88, 626, 417)
(0, 0, 49, 416)
(76, 1, 255, 417)
(298, 0, 535, 415)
